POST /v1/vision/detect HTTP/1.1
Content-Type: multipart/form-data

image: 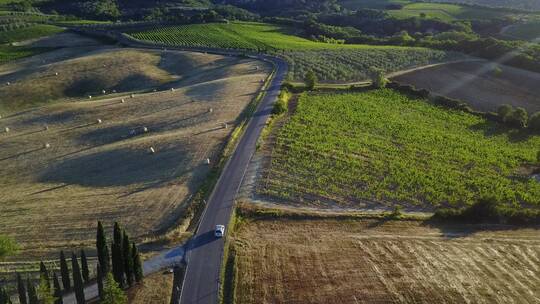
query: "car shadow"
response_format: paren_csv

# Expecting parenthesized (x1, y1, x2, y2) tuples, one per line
(188, 230, 218, 251)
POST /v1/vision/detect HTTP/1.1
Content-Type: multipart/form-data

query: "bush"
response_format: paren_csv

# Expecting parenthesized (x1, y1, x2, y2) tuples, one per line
(304, 70, 317, 90)
(507, 107, 528, 128)
(497, 104, 513, 121)
(272, 88, 290, 115)
(528, 112, 540, 132)
(433, 196, 540, 225)
(369, 67, 387, 88)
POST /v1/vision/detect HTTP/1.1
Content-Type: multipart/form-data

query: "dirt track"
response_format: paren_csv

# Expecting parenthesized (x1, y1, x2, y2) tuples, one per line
(392, 60, 540, 113)
(233, 216, 540, 304)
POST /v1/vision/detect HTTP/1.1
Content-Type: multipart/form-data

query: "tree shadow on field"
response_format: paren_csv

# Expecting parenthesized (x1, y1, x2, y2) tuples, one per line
(421, 218, 540, 239)
(63, 77, 110, 97)
(467, 121, 536, 143)
(184, 80, 228, 100)
(39, 143, 193, 187)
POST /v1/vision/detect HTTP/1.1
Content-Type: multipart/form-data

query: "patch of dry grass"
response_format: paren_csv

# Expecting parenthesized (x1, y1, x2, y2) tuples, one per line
(0, 50, 271, 259)
(128, 272, 174, 304)
(231, 207, 540, 304)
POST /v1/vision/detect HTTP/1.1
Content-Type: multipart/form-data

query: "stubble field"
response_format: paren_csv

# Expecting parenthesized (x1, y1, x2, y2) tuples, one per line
(231, 209, 540, 304)
(0, 46, 270, 259)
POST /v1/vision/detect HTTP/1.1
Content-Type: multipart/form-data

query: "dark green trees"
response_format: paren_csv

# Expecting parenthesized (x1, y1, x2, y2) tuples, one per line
(97, 263, 104, 300)
(122, 231, 134, 286)
(0, 286, 12, 304)
(71, 253, 85, 304)
(304, 70, 317, 90)
(39, 261, 50, 289)
(53, 273, 63, 304)
(17, 273, 27, 304)
(132, 243, 143, 283)
(80, 250, 89, 284)
(111, 222, 125, 287)
(26, 278, 37, 304)
(59, 251, 70, 291)
(96, 221, 110, 274)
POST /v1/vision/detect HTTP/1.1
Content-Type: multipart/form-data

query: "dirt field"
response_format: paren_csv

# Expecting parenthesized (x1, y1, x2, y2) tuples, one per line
(0, 39, 271, 258)
(232, 209, 540, 304)
(128, 271, 173, 304)
(392, 60, 540, 113)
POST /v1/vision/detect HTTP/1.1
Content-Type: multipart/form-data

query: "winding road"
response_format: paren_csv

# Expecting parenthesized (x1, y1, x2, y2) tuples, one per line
(59, 29, 288, 304)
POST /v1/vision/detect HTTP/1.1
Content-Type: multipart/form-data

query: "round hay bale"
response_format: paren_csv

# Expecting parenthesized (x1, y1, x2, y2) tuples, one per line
(6, 82, 10, 86)
(130, 94, 135, 98)
(205, 158, 211, 165)
(143, 127, 148, 133)
(43, 125, 49, 131)
(149, 147, 156, 154)
(96, 119, 102, 124)
(88, 95, 92, 99)
(4, 127, 10, 133)
(171, 88, 175, 92)
(121, 98, 125, 103)
(102, 90, 106, 94)
(54, 72, 59, 76)
(0, 114, 2, 119)
(44, 143, 50, 149)
(208, 108, 213, 113)
(223, 123, 228, 129)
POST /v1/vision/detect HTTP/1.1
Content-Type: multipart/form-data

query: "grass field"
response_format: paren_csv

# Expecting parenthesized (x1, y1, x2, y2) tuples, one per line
(230, 207, 540, 304)
(504, 21, 540, 41)
(129, 21, 460, 83)
(0, 46, 270, 258)
(392, 60, 540, 113)
(388, 3, 508, 21)
(258, 89, 540, 211)
(0, 24, 63, 44)
(0, 44, 45, 63)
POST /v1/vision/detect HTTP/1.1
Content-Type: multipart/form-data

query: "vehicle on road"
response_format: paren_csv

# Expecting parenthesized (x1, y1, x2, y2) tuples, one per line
(215, 225, 225, 238)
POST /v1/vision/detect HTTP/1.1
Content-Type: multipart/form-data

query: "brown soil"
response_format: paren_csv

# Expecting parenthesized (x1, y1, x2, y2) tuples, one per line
(0, 48, 271, 259)
(392, 60, 540, 113)
(232, 211, 540, 304)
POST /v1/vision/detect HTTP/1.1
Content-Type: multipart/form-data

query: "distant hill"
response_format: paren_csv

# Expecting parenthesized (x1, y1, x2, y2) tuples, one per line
(433, 0, 540, 11)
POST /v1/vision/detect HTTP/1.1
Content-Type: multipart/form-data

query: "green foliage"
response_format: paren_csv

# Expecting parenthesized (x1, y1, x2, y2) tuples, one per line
(369, 67, 387, 88)
(528, 112, 540, 132)
(263, 90, 540, 208)
(71, 253, 85, 304)
(0, 235, 18, 259)
(59, 251, 70, 290)
(0, 286, 12, 304)
(101, 272, 126, 304)
(434, 196, 540, 225)
(39, 261, 50, 289)
(504, 21, 540, 41)
(17, 273, 27, 304)
(132, 243, 143, 283)
(497, 104, 513, 121)
(507, 107, 528, 128)
(304, 70, 317, 90)
(0, 24, 62, 43)
(96, 221, 110, 274)
(80, 250, 89, 283)
(272, 88, 291, 115)
(37, 277, 56, 304)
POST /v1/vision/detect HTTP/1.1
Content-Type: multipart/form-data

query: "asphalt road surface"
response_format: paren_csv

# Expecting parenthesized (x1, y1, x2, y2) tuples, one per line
(179, 56, 288, 304)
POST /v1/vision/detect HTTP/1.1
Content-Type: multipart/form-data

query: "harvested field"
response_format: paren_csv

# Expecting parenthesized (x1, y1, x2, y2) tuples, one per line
(128, 271, 173, 304)
(0, 48, 271, 259)
(232, 209, 540, 304)
(392, 60, 540, 113)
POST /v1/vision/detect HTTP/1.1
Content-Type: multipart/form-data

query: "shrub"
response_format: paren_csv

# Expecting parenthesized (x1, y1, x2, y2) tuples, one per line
(507, 107, 528, 128)
(497, 104, 513, 121)
(272, 88, 290, 115)
(528, 112, 540, 132)
(304, 70, 317, 90)
(369, 67, 387, 88)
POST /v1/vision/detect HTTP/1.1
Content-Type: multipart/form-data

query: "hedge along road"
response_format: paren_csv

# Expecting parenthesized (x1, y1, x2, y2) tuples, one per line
(59, 28, 287, 304)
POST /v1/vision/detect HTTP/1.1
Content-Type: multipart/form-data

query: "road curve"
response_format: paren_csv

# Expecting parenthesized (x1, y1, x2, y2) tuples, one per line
(179, 56, 287, 304)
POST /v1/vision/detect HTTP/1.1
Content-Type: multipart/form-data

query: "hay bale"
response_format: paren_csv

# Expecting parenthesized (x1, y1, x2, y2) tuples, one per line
(121, 98, 125, 103)
(208, 108, 213, 113)
(0, 114, 2, 119)
(102, 90, 106, 94)
(149, 147, 156, 154)
(171, 88, 175, 92)
(96, 119, 102, 124)
(6, 82, 10, 86)
(43, 143, 50, 149)
(43, 125, 49, 131)
(130, 94, 135, 98)
(54, 72, 59, 76)
(205, 158, 211, 165)
(4, 127, 9, 133)
(223, 123, 228, 129)
(143, 127, 148, 133)
(88, 95, 92, 99)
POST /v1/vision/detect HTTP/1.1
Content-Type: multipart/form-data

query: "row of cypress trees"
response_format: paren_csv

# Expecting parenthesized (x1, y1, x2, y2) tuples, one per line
(96, 221, 143, 300)
(5, 221, 142, 304)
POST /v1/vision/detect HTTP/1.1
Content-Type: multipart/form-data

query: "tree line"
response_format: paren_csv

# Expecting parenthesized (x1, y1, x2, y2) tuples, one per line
(1, 222, 142, 304)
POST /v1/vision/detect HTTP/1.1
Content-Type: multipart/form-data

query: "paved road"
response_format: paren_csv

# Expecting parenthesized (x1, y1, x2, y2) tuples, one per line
(179, 57, 287, 304)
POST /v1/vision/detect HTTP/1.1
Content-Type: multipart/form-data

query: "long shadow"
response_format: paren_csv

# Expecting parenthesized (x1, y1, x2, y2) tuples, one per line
(421, 218, 540, 239)
(187, 231, 218, 251)
(467, 119, 537, 143)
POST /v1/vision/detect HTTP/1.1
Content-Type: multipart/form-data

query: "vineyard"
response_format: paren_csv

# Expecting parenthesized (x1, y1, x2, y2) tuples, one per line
(259, 89, 540, 210)
(129, 21, 460, 82)
(0, 24, 62, 43)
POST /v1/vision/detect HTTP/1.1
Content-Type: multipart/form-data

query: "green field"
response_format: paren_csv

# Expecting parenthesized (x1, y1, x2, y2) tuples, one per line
(505, 22, 540, 41)
(130, 22, 459, 82)
(388, 3, 508, 20)
(260, 89, 540, 209)
(339, 0, 411, 10)
(0, 24, 63, 43)
(0, 44, 46, 63)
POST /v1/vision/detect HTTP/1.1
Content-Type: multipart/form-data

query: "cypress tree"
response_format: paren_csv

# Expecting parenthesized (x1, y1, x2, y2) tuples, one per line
(101, 273, 127, 304)
(0, 287, 7, 304)
(111, 223, 125, 287)
(132, 243, 143, 283)
(97, 264, 104, 300)
(80, 250, 89, 283)
(71, 253, 85, 304)
(96, 221, 110, 274)
(122, 231, 133, 286)
(39, 261, 50, 289)
(59, 251, 70, 291)
(26, 278, 37, 304)
(37, 277, 55, 304)
(53, 273, 63, 304)
(17, 273, 27, 304)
